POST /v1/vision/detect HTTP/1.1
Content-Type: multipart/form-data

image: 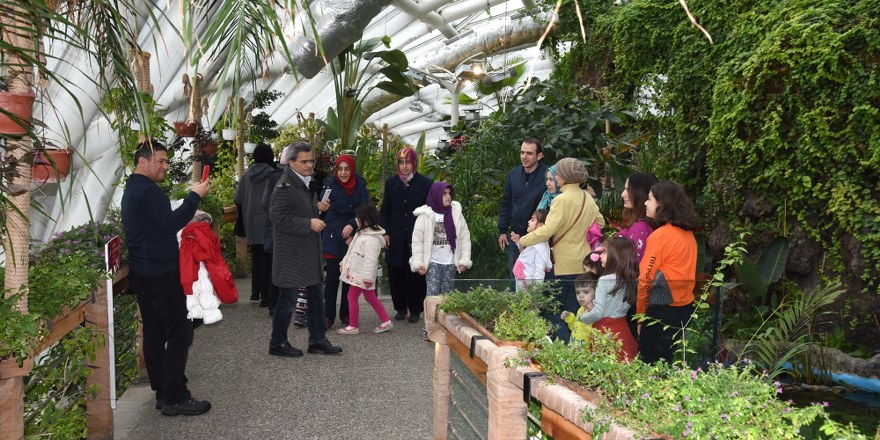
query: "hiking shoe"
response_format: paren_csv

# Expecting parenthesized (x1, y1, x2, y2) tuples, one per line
(373, 321, 394, 334)
(161, 397, 211, 416)
(337, 326, 359, 335)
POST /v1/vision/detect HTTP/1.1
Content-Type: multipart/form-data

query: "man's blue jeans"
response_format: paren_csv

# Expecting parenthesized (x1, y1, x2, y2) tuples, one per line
(505, 239, 520, 280)
(270, 284, 327, 347)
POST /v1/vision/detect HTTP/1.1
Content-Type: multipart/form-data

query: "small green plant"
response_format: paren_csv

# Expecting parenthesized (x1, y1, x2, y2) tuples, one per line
(493, 299, 551, 345)
(439, 282, 557, 333)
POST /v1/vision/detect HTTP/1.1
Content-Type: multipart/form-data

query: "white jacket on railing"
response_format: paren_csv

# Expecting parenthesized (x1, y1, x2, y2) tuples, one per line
(409, 201, 472, 273)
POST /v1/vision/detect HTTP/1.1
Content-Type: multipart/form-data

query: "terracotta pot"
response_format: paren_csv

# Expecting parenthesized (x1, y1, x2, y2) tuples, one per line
(0, 91, 36, 136)
(222, 205, 237, 223)
(32, 149, 72, 184)
(174, 120, 198, 137)
(202, 141, 218, 156)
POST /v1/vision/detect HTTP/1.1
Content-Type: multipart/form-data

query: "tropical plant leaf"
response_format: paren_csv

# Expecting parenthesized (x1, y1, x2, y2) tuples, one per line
(375, 81, 414, 97)
(735, 258, 766, 301)
(757, 236, 790, 285)
(362, 49, 408, 70)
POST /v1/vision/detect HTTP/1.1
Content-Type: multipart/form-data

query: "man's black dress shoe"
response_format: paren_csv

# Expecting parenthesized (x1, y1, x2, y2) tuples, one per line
(269, 342, 303, 358)
(394, 311, 406, 321)
(307, 340, 342, 355)
(408, 313, 420, 323)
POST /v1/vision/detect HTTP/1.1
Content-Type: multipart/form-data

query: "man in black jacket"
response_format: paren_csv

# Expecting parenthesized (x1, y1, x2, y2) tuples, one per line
(121, 140, 211, 416)
(497, 137, 548, 278)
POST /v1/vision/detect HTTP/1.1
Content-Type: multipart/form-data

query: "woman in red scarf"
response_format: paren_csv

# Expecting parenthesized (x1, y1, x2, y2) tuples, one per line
(319, 154, 370, 328)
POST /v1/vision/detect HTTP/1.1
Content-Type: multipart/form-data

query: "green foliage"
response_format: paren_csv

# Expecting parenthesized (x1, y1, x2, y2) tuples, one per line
(0, 219, 126, 362)
(101, 88, 171, 169)
(0, 290, 44, 361)
(318, 36, 416, 151)
(113, 291, 141, 398)
(738, 283, 843, 380)
(493, 298, 551, 345)
(551, 0, 880, 290)
(438, 283, 557, 334)
(23, 326, 97, 439)
(511, 334, 833, 439)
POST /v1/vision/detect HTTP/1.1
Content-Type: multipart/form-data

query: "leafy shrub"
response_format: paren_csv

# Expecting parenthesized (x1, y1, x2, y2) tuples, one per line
(438, 283, 557, 334)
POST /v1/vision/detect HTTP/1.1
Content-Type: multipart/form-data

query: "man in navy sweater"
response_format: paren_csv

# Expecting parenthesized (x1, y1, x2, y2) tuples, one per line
(121, 140, 211, 416)
(497, 137, 548, 278)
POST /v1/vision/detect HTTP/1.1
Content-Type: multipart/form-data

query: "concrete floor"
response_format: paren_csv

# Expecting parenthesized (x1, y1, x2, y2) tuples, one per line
(114, 277, 435, 440)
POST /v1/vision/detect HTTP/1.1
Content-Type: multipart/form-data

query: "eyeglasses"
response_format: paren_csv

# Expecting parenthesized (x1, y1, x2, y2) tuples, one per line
(397, 160, 413, 165)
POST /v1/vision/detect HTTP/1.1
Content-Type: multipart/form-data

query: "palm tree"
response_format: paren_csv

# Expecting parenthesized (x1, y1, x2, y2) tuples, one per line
(0, 1, 300, 436)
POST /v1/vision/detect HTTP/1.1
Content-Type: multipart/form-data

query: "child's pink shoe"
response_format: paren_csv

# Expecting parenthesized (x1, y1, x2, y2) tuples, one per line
(337, 326, 359, 335)
(373, 321, 394, 334)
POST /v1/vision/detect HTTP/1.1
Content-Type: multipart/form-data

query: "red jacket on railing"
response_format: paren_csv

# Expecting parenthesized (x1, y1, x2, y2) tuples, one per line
(179, 222, 238, 304)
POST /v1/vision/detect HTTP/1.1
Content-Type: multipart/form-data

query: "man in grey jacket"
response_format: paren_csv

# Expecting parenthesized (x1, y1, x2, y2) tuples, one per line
(234, 142, 275, 306)
(268, 141, 342, 357)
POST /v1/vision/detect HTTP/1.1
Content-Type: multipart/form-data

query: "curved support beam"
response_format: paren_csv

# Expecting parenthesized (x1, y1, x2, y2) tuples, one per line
(361, 16, 550, 119)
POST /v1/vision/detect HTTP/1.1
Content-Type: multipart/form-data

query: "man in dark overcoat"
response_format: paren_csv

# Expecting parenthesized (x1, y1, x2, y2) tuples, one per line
(267, 141, 342, 357)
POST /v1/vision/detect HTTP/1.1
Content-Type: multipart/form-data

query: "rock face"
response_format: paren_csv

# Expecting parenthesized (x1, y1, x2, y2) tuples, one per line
(828, 350, 880, 380)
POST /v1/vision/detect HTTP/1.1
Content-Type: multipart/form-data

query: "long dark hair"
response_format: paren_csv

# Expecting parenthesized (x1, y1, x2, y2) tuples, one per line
(603, 237, 638, 304)
(621, 172, 658, 228)
(355, 203, 382, 231)
(649, 181, 699, 231)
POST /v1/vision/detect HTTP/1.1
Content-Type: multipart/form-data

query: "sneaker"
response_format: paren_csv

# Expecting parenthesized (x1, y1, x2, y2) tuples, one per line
(337, 326, 359, 335)
(373, 321, 394, 334)
(293, 315, 307, 328)
(161, 397, 211, 416)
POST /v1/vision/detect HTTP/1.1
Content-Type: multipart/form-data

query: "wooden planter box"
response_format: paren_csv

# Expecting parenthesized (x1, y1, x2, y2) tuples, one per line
(457, 312, 526, 348)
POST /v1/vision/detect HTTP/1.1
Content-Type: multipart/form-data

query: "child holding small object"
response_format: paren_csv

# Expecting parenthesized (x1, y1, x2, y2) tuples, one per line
(511, 209, 553, 292)
(337, 204, 394, 335)
(561, 273, 598, 343)
(579, 237, 639, 361)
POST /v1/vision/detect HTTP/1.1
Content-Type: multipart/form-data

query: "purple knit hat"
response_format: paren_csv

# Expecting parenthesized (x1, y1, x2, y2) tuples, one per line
(426, 181, 457, 252)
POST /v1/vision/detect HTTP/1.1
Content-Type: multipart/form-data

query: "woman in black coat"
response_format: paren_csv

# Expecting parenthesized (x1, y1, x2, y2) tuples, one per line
(380, 147, 432, 322)
(319, 154, 370, 328)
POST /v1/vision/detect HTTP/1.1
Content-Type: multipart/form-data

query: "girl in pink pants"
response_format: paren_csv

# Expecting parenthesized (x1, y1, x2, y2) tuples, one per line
(337, 203, 393, 335)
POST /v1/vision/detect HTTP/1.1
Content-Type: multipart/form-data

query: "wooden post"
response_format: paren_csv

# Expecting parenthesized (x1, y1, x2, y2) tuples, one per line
(425, 296, 450, 440)
(84, 281, 113, 439)
(487, 347, 528, 440)
(190, 74, 204, 183)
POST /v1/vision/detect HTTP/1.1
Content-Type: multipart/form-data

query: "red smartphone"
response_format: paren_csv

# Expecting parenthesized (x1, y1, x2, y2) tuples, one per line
(201, 165, 210, 183)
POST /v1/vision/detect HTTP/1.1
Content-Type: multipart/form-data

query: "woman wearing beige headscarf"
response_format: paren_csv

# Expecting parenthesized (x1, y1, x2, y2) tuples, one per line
(516, 157, 604, 341)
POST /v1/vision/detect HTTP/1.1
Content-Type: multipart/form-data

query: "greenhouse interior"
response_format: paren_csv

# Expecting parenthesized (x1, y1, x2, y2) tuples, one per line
(1, 0, 878, 438)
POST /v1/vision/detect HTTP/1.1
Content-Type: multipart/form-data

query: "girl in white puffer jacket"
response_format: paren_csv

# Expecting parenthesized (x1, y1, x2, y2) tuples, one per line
(410, 182, 472, 298)
(337, 203, 394, 335)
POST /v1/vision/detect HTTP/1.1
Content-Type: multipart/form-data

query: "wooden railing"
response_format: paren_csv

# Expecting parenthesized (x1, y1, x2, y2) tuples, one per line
(0, 267, 129, 440)
(424, 296, 639, 440)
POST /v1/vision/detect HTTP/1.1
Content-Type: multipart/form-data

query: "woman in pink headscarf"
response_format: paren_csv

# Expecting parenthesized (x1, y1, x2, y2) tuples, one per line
(379, 148, 433, 323)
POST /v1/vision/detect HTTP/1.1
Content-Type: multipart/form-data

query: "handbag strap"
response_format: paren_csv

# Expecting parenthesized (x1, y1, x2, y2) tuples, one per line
(552, 191, 587, 246)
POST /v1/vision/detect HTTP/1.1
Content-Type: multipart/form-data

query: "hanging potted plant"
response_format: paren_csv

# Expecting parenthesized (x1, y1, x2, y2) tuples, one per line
(0, 73, 36, 136)
(31, 146, 72, 184)
(174, 119, 198, 137)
